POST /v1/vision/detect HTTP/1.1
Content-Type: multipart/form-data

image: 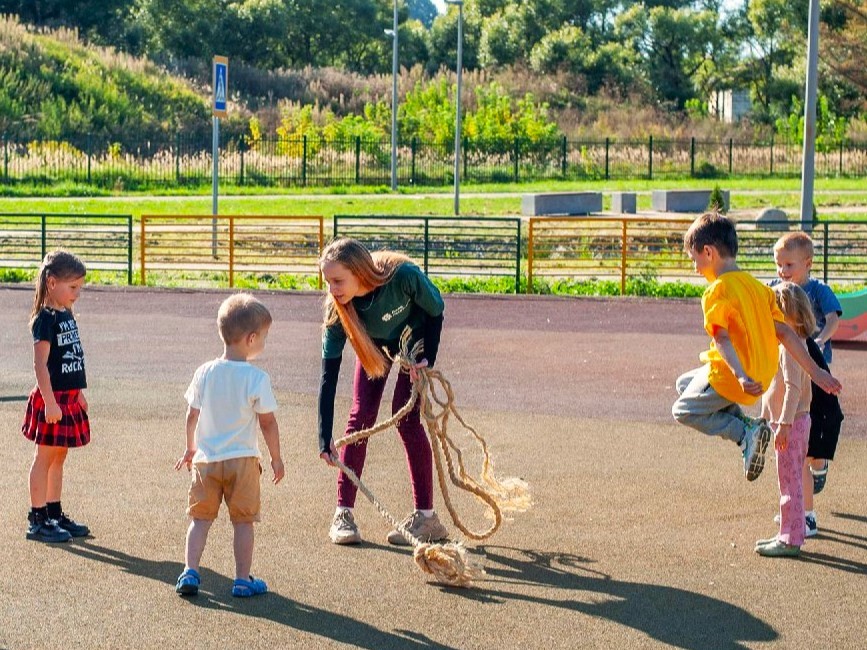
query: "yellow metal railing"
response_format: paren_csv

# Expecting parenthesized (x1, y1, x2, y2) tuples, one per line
(140, 215, 324, 288)
(528, 216, 695, 294)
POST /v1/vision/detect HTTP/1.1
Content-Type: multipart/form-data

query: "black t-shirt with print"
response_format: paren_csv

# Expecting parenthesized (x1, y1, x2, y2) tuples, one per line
(31, 307, 87, 391)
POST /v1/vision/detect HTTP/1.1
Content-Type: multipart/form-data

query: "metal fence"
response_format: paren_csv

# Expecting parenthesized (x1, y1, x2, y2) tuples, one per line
(527, 218, 867, 293)
(333, 215, 523, 292)
(0, 213, 133, 283)
(4, 133, 867, 189)
(139, 215, 324, 288)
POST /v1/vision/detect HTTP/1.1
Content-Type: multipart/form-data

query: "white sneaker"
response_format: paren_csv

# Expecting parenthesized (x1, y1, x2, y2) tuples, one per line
(329, 509, 362, 544)
(386, 511, 448, 546)
(742, 418, 771, 481)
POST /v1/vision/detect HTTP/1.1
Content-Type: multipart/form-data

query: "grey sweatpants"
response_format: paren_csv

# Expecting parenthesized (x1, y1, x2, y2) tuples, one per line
(671, 365, 749, 444)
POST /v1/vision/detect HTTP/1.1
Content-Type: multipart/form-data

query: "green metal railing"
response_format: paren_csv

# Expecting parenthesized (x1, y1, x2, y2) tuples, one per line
(0, 213, 133, 283)
(334, 215, 522, 292)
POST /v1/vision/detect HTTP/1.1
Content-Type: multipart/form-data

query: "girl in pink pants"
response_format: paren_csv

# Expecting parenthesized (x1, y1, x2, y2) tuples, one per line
(756, 281, 816, 557)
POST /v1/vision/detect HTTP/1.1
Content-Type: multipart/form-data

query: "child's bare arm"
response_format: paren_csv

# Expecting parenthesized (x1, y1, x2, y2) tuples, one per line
(33, 341, 62, 422)
(774, 321, 842, 394)
(258, 411, 285, 484)
(814, 311, 839, 347)
(175, 405, 199, 471)
(712, 327, 763, 395)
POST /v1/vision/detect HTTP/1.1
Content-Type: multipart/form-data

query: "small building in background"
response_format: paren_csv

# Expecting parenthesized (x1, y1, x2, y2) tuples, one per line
(708, 89, 751, 123)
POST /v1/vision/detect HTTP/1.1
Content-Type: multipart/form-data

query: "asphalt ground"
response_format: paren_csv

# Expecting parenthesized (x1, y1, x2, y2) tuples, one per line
(0, 285, 865, 650)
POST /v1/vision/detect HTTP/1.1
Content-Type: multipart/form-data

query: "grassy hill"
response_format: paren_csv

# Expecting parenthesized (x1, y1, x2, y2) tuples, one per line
(0, 15, 208, 143)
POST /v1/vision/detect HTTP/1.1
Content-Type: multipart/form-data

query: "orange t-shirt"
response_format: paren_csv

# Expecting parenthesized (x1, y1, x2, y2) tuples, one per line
(700, 271, 785, 405)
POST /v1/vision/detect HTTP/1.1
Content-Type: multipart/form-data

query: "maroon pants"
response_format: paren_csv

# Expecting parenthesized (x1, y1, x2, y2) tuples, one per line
(337, 359, 434, 509)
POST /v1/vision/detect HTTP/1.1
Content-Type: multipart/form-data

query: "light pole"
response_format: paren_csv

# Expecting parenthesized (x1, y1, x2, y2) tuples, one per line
(445, 0, 463, 216)
(799, 0, 819, 232)
(386, 0, 398, 191)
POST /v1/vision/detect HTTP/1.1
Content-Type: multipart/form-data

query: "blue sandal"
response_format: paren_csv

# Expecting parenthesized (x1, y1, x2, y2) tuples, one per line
(232, 575, 268, 598)
(810, 460, 829, 494)
(175, 568, 200, 596)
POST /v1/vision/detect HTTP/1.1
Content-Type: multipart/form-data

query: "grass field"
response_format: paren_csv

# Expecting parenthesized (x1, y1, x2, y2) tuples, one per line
(1, 177, 867, 219)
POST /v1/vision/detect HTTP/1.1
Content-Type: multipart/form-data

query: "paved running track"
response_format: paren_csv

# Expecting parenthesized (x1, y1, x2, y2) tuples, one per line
(0, 285, 865, 650)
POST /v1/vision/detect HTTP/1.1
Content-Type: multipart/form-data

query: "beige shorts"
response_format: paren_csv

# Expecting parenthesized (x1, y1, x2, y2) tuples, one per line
(187, 456, 262, 523)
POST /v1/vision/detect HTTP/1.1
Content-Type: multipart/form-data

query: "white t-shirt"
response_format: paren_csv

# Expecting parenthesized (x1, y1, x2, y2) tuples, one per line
(184, 358, 278, 463)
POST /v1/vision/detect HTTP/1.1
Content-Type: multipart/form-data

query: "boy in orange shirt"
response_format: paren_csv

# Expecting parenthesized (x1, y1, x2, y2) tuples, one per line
(672, 212, 842, 481)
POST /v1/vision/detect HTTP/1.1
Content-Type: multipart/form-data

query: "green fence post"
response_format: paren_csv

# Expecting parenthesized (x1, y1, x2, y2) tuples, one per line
(513, 138, 519, 182)
(239, 142, 245, 186)
(839, 140, 844, 176)
(411, 137, 417, 185)
(514, 218, 521, 293)
(648, 135, 653, 180)
(355, 137, 361, 184)
(127, 215, 133, 285)
(605, 137, 610, 180)
(302, 135, 308, 187)
(86, 134, 92, 184)
(560, 135, 567, 177)
(823, 222, 829, 283)
(423, 219, 429, 274)
(41, 214, 46, 258)
(728, 138, 733, 175)
(175, 132, 181, 185)
(690, 137, 695, 177)
(770, 135, 774, 176)
(463, 137, 468, 181)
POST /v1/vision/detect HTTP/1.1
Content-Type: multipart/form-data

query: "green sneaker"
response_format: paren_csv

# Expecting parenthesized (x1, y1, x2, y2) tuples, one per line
(755, 540, 801, 557)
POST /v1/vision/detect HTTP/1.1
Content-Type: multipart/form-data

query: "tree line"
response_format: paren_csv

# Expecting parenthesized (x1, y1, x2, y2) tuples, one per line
(2, 1, 866, 135)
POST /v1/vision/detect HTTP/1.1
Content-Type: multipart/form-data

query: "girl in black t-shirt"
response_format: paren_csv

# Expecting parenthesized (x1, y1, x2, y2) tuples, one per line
(21, 250, 91, 543)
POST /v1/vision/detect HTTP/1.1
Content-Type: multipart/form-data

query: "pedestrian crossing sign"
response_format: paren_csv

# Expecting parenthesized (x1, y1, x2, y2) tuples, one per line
(213, 56, 228, 117)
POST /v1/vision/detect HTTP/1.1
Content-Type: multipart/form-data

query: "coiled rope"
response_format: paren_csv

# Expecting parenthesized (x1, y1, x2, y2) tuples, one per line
(332, 327, 531, 587)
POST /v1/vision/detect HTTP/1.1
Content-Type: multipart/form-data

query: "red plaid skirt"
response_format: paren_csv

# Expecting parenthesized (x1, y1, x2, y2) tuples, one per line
(21, 388, 90, 448)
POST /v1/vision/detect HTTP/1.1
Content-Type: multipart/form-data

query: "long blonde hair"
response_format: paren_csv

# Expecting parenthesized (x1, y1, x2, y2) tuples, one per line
(773, 281, 817, 338)
(29, 250, 87, 328)
(321, 238, 411, 378)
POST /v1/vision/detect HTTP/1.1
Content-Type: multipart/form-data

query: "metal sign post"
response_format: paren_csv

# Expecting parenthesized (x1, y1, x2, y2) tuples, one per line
(212, 56, 228, 256)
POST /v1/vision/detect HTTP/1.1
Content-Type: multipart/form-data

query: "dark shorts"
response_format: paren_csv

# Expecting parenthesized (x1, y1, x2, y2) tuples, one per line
(807, 416, 842, 460)
(21, 387, 90, 448)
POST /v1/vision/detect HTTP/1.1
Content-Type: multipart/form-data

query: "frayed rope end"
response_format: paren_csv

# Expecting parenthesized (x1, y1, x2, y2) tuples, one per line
(413, 541, 484, 588)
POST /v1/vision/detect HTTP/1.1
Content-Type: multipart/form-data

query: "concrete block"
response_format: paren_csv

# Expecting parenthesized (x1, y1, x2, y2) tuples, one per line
(521, 192, 603, 216)
(612, 192, 637, 214)
(756, 208, 789, 230)
(651, 189, 730, 213)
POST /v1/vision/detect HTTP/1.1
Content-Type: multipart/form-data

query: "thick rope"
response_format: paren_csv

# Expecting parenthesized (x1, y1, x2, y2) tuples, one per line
(333, 457, 481, 588)
(331, 327, 531, 586)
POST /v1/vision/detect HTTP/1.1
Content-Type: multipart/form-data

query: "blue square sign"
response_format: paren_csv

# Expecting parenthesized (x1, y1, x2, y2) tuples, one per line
(213, 56, 228, 117)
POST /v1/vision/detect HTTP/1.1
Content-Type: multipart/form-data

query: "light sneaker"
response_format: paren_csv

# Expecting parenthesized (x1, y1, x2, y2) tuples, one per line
(755, 535, 778, 548)
(742, 418, 772, 481)
(387, 511, 448, 546)
(755, 539, 801, 557)
(805, 514, 818, 538)
(329, 509, 362, 545)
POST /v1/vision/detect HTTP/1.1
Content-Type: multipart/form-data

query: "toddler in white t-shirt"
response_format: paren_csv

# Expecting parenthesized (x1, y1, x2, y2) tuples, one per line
(174, 293, 284, 598)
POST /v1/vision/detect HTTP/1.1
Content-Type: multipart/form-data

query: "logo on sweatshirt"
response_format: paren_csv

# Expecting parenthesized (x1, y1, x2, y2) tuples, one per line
(382, 300, 410, 322)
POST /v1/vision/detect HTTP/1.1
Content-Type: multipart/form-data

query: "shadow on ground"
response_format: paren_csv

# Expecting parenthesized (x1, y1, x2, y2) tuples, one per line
(445, 545, 779, 650)
(58, 540, 458, 650)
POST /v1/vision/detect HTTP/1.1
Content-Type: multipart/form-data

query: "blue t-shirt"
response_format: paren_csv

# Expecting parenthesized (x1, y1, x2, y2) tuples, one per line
(770, 277, 842, 363)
